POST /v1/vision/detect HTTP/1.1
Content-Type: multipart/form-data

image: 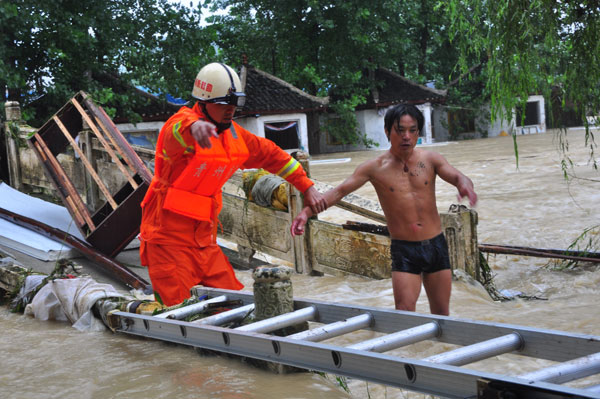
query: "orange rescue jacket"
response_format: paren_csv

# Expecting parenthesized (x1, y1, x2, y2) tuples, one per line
(140, 103, 313, 248)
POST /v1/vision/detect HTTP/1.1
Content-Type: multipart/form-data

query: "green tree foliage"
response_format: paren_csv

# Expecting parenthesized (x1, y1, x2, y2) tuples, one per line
(445, 0, 600, 167)
(203, 0, 467, 146)
(0, 0, 216, 125)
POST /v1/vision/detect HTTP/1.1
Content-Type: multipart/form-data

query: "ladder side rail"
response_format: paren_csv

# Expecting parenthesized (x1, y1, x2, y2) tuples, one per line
(348, 321, 439, 353)
(194, 304, 255, 326)
(235, 306, 317, 333)
(155, 295, 228, 319)
(111, 312, 600, 399)
(193, 288, 600, 362)
(287, 313, 373, 342)
(519, 352, 600, 384)
(424, 332, 523, 366)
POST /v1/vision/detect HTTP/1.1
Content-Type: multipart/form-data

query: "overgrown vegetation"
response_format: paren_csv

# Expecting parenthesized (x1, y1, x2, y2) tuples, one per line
(546, 225, 600, 270)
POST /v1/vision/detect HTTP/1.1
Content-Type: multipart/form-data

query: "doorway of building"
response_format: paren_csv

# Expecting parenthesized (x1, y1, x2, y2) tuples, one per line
(516, 101, 540, 126)
(264, 121, 300, 150)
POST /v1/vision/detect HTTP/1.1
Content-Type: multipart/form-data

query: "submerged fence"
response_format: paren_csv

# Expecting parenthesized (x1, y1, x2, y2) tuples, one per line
(3, 101, 480, 281)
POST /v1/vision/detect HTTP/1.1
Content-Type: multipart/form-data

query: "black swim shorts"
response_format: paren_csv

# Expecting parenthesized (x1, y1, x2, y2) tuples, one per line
(390, 233, 451, 274)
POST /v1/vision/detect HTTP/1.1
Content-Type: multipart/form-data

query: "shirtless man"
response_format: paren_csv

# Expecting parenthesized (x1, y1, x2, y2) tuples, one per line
(291, 104, 477, 315)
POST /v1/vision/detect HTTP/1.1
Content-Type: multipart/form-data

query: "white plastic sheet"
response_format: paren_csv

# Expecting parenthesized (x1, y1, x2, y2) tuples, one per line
(0, 182, 84, 260)
(25, 277, 131, 332)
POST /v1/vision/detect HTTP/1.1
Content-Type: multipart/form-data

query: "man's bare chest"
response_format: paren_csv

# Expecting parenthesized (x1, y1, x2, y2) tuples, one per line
(373, 161, 435, 194)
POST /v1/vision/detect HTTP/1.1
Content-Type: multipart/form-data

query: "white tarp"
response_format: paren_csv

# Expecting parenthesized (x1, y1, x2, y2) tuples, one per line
(24, 277, 130, 332)
(0, 182, 84, 260)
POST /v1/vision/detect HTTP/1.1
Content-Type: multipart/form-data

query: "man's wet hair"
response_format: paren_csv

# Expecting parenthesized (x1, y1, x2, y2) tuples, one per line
(384, 104, 424, 139)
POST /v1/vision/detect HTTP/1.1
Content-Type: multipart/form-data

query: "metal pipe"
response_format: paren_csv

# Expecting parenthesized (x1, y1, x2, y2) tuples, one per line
(349, 321, 439, 353)
(519, 352, 600, 384)
(155, 295, 228, 320)
(424, 332, 523, 366)
(586, 384, 600, 393)
(194, 304, 255, 326)
(288, 313, 373, 342)
(236, 306, 317, 333)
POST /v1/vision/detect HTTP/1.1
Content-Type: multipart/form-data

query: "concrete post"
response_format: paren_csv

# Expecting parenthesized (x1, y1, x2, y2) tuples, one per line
(252, 265, 307, 374)
(442, 205, 480, 282)
(252, 265, 294, 320)
(4, 101, 23, 190)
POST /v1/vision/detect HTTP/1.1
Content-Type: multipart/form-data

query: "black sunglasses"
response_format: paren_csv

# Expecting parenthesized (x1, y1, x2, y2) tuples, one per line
(205, 91, 246, 107)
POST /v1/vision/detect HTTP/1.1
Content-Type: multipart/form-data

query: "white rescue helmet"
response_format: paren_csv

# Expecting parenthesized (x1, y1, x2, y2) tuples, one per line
(191, 62, 246, 107)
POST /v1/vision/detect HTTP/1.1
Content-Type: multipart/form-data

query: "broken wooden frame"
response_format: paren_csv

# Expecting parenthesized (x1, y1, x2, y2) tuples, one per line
(28, 91, 152, 257)
(218, 189, 480, 280)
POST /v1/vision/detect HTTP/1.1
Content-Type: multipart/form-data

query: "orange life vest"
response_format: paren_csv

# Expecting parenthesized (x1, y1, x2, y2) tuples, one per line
(162, 124, 249, 222)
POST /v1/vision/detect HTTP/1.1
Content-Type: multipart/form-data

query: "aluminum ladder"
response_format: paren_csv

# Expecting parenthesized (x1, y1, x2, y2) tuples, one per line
(109, 287, 600, 398)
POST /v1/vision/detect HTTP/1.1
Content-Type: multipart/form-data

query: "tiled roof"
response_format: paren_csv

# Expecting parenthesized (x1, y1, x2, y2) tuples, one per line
(365, 68, 447, 107)
(239, 66, 328, 115)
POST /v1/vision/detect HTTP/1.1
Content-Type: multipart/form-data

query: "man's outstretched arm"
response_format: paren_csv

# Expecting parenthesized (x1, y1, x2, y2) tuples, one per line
(434, 153, 478, 206)
(291, 162, 371, 236)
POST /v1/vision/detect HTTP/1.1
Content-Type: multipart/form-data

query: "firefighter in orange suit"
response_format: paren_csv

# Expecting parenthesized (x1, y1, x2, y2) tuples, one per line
(140, 62, 327, 306)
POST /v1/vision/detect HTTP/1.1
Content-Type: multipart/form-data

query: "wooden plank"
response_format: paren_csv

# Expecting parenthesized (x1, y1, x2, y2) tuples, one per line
(308, 218, 391, 279)
(52, 116, 118, 210)
(82, 92, 152, 181)
(70, 98, 139, 189)
(287, 184, 309, 273)
(219, 193, 295, 264)
(312, 181, 386, 223)
(32, 134, 95, 229)
(94, 115, 138, 176)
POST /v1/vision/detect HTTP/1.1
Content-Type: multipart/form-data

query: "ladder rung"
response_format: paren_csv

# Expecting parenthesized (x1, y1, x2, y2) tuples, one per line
(287, 313, 373, 342)
(424, 332, 523, 366)
(348, 321, 439, 353)
(235, 306, 317, 333)
(194, 304, 255, 326)
(155, 295, 228, 320)
(519, 352, 600, 384)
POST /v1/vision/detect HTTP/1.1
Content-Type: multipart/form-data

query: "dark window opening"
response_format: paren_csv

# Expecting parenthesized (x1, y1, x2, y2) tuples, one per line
(264, 121, 299, 150)
(516, 102, 539, 126)
(448, 109, 476, 138)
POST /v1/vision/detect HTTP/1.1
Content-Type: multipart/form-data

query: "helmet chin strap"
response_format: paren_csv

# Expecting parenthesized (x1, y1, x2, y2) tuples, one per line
(200, 102, 231, 133)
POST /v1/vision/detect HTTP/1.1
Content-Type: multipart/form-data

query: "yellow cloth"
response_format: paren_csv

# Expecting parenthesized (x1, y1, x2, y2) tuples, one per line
(242, 169, 288, 210)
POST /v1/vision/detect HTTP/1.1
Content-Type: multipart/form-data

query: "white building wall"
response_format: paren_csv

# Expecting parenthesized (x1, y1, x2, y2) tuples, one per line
(319, 104, 436, 154)
(357, 109, 388, 148)
(432, 95, 546, 141)
(513, 95, 546, 134)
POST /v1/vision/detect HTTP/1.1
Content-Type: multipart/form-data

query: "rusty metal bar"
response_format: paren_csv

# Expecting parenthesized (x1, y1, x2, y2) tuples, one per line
(479, 244, 600, 264)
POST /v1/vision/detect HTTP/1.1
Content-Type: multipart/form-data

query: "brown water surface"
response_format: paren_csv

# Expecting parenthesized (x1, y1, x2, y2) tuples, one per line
(2, 129, 600, 398)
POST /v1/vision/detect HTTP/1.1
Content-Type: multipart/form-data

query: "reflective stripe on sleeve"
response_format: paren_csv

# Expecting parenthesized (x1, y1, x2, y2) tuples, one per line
(172, 121, 188, 148)
(276, 158, 301, 179)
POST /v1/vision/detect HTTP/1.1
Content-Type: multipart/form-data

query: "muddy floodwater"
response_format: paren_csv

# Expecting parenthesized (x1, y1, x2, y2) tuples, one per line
(2, 129, 600, 398)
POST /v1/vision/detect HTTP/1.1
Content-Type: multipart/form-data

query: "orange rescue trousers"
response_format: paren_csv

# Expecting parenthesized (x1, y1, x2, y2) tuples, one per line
(140, 241, 244, 306)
